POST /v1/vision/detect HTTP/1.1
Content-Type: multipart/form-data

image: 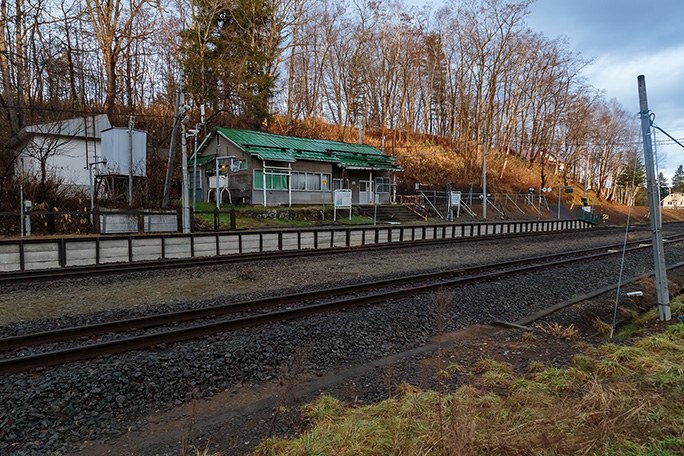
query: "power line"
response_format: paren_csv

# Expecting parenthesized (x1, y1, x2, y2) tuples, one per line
(0, 105, 176, 120)
(392, 144, 475, 158)
(2, 105, 683, 151)
(653, 124, 684, 151)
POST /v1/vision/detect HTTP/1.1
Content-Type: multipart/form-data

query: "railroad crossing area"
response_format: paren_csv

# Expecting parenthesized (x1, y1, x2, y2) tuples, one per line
(0, 219, 593, 272)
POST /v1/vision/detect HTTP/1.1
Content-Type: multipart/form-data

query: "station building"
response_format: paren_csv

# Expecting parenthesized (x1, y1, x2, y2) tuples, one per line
(190, 128, 403, 206)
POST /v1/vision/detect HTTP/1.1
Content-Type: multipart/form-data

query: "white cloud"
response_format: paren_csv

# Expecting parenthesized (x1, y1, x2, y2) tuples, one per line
(585, 44, 684, 114)
(584, 45, 684, 178)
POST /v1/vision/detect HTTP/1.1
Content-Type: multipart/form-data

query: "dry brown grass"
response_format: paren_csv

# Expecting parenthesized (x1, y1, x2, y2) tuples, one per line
(593, 317, 613, 338)
(536, 322, 581, 339)
(521, 331, 538, 343)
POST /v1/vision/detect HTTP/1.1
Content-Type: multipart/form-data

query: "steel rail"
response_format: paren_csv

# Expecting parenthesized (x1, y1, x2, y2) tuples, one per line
(0, 234, 671, 352)
(0, 235, 681, 375)
(0, 227, 608, 285)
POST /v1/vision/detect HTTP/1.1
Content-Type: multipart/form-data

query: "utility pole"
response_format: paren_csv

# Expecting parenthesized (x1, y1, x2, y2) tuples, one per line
(191, 124, 199, 210)
(162, 84, 182, 208)
(19, 158, 24, 237)
(358, 118, 362, 144)
(582, 156, 587, 203)
(638, 75, 670, 321)
(179, 91, 191, 234)
(128, 115, 134, 206)
(482, 127, 487, 219)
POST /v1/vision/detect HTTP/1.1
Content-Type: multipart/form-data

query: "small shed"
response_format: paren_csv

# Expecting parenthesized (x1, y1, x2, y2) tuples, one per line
(13, 114, 111, 189)
(190, 128, 402, 206)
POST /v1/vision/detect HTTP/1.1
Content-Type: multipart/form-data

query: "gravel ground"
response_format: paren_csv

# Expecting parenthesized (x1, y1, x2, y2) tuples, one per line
(0, 225, 683, 455)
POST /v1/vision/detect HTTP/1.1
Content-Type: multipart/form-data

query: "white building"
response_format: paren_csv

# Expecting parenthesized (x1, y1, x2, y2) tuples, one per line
(662, 192, 684, 209)
(15, 114, 111, 189)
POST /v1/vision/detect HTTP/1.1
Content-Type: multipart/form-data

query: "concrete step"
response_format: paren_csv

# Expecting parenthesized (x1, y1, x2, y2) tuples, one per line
(357, 205, 425, 222)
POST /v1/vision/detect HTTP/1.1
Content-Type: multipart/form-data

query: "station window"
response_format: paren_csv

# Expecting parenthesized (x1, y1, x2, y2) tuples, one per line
(307, 173, 321, 190)
(292, 172, 306, 190)
(254, 170, 288, 190)
(376, 177, 391, 192)
(254, 170, 332, 191)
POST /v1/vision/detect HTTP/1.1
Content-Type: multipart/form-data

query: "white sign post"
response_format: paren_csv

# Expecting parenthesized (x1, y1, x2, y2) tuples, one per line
(334, 189, 353, 221)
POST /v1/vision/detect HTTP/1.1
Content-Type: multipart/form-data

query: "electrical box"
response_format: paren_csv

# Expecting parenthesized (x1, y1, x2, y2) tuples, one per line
(100, 128, 147, 177)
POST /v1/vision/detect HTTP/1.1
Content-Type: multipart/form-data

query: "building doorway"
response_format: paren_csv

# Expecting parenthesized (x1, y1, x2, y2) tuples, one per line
(359, 180, 372, 204)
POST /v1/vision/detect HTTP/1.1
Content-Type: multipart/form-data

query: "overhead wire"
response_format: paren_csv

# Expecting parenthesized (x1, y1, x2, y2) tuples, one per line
(2, 105, 683, 153)
(610, 134, 639, 339)
(652, 123, 684, 151)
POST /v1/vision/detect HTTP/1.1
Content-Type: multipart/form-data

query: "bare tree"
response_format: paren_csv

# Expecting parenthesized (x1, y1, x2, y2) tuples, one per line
(84, 0, 155, 116)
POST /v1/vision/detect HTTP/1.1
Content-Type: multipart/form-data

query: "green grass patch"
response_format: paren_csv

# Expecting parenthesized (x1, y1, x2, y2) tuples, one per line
(614, 321, 642, 339)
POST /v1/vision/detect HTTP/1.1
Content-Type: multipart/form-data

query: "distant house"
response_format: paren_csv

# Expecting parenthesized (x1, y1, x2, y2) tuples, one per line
(517, 148, 565, 171)
(14, 114, 111, 189)
(191, 128, 403, 206)
(662, 192, 684, 209)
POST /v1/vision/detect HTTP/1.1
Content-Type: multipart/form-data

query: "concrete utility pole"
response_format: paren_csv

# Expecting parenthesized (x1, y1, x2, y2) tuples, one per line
(638, 75, 670, 321)
(191, 125, 200, 210)
(482, 128, 487, 219)
(180, 90, 191, 234)
(128, 115, 134, 206)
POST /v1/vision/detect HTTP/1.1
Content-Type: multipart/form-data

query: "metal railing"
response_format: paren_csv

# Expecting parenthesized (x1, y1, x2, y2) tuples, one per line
(575, 207, 600, 225)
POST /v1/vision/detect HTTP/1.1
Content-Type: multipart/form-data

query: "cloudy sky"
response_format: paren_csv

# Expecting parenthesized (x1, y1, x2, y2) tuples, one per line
(526, 0, 684, 180)
(405, 0, 684, 180)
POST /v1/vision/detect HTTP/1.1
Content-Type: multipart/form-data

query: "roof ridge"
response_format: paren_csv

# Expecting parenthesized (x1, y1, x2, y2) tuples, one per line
(217, 127, 378, 149)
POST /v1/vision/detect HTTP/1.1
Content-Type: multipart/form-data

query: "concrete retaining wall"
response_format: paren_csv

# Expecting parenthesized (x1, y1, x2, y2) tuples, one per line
(100, 212, 177, 234)
(0, 219, 592, 272)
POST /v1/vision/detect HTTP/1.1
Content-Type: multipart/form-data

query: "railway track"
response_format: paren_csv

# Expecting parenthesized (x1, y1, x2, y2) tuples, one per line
(1, 233, 682, 375)
(0, 225, 644, 285)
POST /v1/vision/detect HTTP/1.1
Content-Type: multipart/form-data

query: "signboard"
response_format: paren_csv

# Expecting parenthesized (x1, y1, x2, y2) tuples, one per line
(334, 189, 352, 208)
(449, 191, 461, 208)
(449, 191, 462, 220)
(334, 189, 353, 221)
(208, 175, 227, 188)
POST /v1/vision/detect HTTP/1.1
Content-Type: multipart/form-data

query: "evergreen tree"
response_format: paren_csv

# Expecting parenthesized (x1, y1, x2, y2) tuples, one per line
(181, 0, 276, 127)
(658, 172, 670, 196)
(616, 156, 645, 188)
(672, 165, 684, 193)
(615, 156, 646, 205)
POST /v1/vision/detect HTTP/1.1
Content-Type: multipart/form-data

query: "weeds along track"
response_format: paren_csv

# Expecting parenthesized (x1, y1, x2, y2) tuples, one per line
(1, 233, 683, 375)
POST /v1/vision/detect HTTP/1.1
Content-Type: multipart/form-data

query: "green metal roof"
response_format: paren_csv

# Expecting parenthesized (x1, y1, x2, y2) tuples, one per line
(210, 128, 402, 171)
(188, 153, 216, 166)
(246, 146, 295, 162)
